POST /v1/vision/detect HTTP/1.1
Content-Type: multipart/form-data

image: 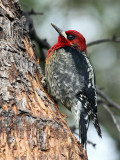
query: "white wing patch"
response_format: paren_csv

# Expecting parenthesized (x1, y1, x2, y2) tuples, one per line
(83, 54, 97, 107)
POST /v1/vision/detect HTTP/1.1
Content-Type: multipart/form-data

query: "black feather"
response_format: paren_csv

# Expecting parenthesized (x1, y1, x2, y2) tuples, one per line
(79, 94, 102, 138)
(79, 110, 89, 149)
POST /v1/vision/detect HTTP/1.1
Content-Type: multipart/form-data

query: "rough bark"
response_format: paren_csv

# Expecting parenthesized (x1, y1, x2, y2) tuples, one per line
(0, 0, 87, 159)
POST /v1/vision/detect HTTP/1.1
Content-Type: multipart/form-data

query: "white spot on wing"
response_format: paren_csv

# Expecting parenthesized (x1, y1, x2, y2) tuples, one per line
(84, 54, 95, 88)
(88, 83, 91, 88)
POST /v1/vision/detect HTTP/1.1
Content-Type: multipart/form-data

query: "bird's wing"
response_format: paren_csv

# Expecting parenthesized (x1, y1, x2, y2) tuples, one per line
(65, 46, 97, 113)
(82, 54, 97, 113)
(65, 46, 102, 140)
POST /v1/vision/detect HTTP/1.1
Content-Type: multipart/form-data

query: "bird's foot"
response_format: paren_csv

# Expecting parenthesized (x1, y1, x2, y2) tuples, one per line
(41, 76, 47, 87)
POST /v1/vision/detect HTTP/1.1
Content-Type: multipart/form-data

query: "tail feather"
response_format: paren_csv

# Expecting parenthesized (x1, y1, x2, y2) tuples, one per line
(79, 94, 102, 138)
(84, 103, 102, 138)
(79, 111, 90, 149)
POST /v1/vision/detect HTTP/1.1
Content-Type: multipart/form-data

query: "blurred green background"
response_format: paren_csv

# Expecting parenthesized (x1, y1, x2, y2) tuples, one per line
(20, 0, 120, 159)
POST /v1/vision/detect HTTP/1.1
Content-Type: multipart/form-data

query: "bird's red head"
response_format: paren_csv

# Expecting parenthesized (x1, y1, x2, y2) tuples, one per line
(46, 24, 87, 61)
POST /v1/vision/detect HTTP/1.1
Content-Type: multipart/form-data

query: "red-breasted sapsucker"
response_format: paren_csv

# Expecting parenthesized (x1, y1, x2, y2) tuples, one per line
(45, 23, 102, 148)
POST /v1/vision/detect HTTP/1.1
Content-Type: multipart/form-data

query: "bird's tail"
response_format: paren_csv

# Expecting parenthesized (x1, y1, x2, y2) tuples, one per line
(79, 110, 90, 149)
(79, 94, 102, 138)
(89, 110, 102, 138)
(83, 101, 102, 138)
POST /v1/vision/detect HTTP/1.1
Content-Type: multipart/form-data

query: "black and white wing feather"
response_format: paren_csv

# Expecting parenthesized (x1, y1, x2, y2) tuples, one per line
(69, 47, 102, 138)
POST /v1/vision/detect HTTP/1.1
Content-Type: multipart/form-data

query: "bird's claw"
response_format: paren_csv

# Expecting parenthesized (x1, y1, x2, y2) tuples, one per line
(41, 77, 47, 87)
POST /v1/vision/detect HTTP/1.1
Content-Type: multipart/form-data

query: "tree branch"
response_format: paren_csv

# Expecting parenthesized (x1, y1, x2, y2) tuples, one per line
(23, 10, 50, 61)
(87, 35, 120, 47)
(103, 104, 120, 134)
(28, 9, 44, 15)
(97, 88, 120, 111)
(71, 126, 96, 148)
(87, 140, 96, 148)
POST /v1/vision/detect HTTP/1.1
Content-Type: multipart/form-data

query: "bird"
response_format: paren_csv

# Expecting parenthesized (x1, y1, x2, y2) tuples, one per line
(45, 23, 102, 149)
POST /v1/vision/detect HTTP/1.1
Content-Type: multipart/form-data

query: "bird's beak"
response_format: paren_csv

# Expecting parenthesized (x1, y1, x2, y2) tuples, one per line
(51, 23, 67, 39)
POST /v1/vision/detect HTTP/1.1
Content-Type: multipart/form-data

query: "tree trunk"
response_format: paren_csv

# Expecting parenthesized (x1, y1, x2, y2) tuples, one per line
(0, 0, 87, 159)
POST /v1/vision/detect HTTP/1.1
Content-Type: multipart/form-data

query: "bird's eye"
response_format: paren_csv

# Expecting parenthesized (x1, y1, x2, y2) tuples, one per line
(67, 34, 75, 40)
